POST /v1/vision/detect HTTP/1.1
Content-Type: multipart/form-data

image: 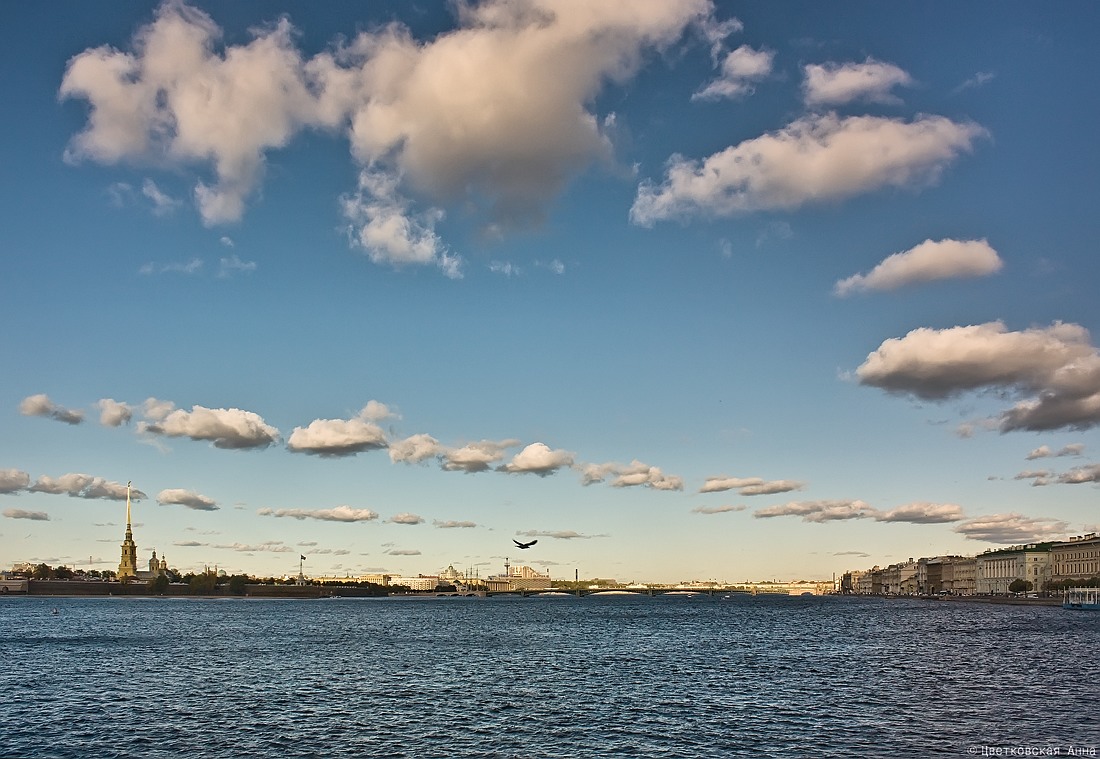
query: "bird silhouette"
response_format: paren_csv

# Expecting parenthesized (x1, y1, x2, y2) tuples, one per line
(513, 539, 537, 549)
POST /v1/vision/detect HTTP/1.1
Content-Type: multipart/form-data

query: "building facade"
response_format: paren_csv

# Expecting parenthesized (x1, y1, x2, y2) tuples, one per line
(975, 544, 1052, 594)
(1050, 534, 1100, 582)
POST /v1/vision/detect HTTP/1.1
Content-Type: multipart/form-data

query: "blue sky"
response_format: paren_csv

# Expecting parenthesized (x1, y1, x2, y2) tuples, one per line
(2, 1, 1098, 583)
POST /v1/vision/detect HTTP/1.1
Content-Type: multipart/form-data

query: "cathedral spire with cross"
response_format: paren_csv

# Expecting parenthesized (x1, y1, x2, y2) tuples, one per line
(117, 480, 138, 580)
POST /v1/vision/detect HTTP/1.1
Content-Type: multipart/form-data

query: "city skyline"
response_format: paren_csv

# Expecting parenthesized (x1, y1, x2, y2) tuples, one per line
(2, 1, 1099, 583)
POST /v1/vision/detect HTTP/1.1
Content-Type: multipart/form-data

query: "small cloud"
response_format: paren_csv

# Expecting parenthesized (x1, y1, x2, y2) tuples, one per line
(142, 178, 180, 216)
(218, 254, 257, 278)
(388, 513, 424, 525)
(0, 469, 31, 494)
(872, 502, 964, 524)
(834, 551, 870, 558)
(173, 540, 206, 547)
(699, 476, 803, 496)
(691, 504, 746, 515)
(693, 45, 774, 101)
(834, 239, 1002, 297)
(515, 530, 606, 540)
(386, 549, 421, 556)
(754, 500, 873, 523)
(442, 439, 520, 473)
(433, 520, 477, 529)
(581, 459, 683, 491)
(97, 399, 133, 427)
(953, 71, 995, 95)
(803, 58, 913, 108)
(219, 236, 235, 247)
(20, 394, 84, 425)
(3, 508, 50, 521)
(499, 443, 575, 476)
(30, 474, 142, 501)
(954, 513, 1068, 544)
(1026, 444, 1084, 460)
(1055, 463, 1100, 485)
(489, 261, 520, 277)
(157, 488, 219, 511)
(139, 258, 204, 276)
(140, 403, 279, 449)
(286, 405, 388, 457)
(257, 505, 379, 523)
(389, 434, 443, 464)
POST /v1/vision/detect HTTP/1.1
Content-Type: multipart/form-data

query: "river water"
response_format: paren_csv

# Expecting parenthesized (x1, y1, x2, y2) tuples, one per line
(1, 594, 1097, 758)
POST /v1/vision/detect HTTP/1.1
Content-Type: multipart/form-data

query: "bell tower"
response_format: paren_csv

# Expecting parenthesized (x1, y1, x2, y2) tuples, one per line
(117, 481, 138, 580)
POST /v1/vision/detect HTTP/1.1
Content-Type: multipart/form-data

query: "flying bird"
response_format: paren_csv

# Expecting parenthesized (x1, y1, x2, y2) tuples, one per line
(513, 539, 537, 549)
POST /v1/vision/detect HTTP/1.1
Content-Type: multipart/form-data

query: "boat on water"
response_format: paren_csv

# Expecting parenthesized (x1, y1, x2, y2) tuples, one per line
(1064, 587, 1100, 610)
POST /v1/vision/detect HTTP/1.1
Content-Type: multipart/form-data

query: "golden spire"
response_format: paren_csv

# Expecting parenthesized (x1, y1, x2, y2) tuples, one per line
(125, 480, 133, 539)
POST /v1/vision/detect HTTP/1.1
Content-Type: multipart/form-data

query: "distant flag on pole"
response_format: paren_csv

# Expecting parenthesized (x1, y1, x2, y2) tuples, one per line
(300, 555, 306, 561)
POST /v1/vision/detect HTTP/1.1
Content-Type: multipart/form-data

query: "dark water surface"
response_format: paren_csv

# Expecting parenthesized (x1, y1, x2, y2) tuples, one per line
(1, 594, 1097, 758)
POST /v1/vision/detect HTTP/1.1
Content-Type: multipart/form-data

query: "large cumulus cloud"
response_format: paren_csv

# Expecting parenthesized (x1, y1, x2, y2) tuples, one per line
(631, 113, 985, 225)
(857, 321, 1100, 432)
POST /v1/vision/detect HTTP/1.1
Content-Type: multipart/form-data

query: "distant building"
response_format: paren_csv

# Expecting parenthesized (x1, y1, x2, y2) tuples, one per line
(975, 544, 1052, 594)
(389, 575, 439, 591)
(484, 559, 551, 591)
(1050, 534, 1100, 583)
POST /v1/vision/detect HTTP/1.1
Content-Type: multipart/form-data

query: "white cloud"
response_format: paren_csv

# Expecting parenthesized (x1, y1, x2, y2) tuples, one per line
(60, 3, 332, 226)
(872, 502, 964, 524)
(218, 254, 257, 278)
(97, 398, 133, 427)
(610, 460, 684, 491)
(442, 439, 520, 473)
(286, 405, 388, 457)
(489, 261, 520, 277)
(499, 443, 575, 476)
(953, 71, 995, 95)
(388, 512, 424, 525)
(580, 459, 683, 491)
(954, 513, 1068, 544)
(63, 0, 714, 267)
(19, 394, 84, 425)
(857, 321, 1100, 432)
(386, 549, 421, 556)
(257, 505, 379, 522)
(803, 58, 913, 107)
(0, 469, 31, 493)
(142, 178, 180, 216)
(342, 169, 463, 278)
(3, 508, 50, 521)
(433, 520, 477, 529)
(215, 541, 295, 553)
(693, 45, 773, 101)
(142, 397, 176, 422)
(1026, 444, 1083, 460)
(329, 1, 710, 232)
(754, 500, 874, 523)
(389, 433, 444, 464)
(691, 504, 746, 515)
(139, 258, 204, 276)
(834, 238, 1002, 296)
(631, 113, 985, 225)
(157, 488, 218, 511)
(141, 404, 279, 449)
(1055, 463, 1100, 485)
(699, 476, 803, 496)
(29, 474, 142, 501)
(516, 529, 604, 540)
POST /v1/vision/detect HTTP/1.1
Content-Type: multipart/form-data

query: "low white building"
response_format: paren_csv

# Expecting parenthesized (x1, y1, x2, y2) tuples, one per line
(389, 575, 439, 591)
(975, 544, 1052, 594)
